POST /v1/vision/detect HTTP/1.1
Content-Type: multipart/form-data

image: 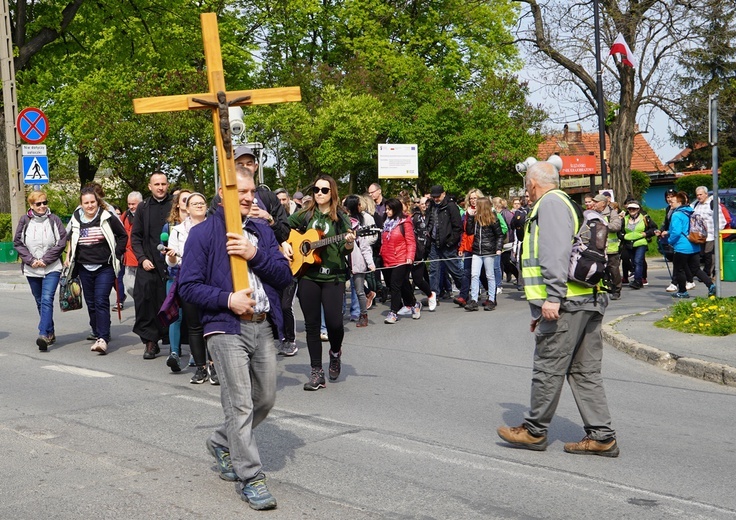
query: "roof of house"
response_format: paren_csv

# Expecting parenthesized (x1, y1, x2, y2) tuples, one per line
(665, 143, 708, 165)
(537, 127, 666, 173)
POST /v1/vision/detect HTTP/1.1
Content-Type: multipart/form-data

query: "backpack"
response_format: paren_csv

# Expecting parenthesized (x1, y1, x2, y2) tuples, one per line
(687, 212, 708, 244)
(568, 209, 610, 289)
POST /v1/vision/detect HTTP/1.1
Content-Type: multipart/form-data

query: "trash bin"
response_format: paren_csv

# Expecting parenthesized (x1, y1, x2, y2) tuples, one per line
(0, 242, 17, 263)
(723, 241, 736, 282)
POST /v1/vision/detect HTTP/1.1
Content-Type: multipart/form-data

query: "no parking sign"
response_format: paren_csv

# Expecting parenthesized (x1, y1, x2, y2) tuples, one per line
(17, 107, 49, 144)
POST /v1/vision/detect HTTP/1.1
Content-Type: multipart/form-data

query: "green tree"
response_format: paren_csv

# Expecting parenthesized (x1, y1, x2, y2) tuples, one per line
(673, 0, 736, 170)
(675, 174, 711, 199)
(630, 170, 650, 202)
(722, 160, 736, 189)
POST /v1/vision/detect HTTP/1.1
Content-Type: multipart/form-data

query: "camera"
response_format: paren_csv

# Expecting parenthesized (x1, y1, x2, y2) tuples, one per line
(228, 106, 245, 137)
(515, 157, 537, 173)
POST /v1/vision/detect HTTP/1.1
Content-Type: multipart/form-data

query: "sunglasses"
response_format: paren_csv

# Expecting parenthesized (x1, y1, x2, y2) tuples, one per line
(34, 201, 49, 207)
(312, 186, 330, 195)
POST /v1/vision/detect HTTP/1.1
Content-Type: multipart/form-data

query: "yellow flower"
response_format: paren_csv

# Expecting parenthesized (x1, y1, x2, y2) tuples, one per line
(668, 318, 674, 322)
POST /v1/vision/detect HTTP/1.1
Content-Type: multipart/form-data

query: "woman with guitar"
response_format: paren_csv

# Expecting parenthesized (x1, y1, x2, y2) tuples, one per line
(286, 175, 355, 391)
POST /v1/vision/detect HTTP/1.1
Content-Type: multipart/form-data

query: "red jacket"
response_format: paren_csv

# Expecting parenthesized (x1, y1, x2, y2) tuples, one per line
(121, 210, 137, 267)
(459, 213, 474, 253)
(380, 217, 416, 268)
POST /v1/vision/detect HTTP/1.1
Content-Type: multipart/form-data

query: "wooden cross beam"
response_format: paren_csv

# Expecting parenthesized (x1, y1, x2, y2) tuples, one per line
(133, 12, 301, 292)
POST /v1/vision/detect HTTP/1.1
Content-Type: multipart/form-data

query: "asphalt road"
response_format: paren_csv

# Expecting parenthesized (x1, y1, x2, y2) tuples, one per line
(1, 274, 735, 519)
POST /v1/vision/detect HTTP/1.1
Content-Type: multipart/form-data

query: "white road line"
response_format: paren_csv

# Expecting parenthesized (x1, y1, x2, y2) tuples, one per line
(41, 365, 114, 378)
(173, 394, 220, 407)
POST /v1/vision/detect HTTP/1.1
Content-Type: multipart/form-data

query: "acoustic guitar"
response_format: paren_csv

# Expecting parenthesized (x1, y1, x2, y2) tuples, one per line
(287, 227, 381, 277)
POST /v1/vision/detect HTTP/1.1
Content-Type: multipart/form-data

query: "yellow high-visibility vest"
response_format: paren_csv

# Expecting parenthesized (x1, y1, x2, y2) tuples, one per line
(521, 189, 595, 305)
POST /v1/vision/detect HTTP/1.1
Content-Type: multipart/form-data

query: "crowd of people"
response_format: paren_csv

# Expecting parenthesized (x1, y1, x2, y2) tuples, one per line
(14, 152, 728, 509)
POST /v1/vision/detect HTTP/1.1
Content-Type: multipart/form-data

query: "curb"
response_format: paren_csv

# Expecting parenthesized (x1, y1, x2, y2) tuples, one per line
(603, 312, 736, 388)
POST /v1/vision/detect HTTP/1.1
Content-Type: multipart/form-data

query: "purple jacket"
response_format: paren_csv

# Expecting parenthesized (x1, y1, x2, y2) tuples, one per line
(177, 206, 292, 336)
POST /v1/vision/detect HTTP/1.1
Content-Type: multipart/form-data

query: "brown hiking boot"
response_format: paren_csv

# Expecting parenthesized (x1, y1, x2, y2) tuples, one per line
(356, 313, 368, 327)
(564, 436, 619, 457)
(497, 425, 547, 451)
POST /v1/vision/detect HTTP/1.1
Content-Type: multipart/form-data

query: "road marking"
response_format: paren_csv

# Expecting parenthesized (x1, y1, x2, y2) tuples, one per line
(174, 394, 220, 407)
(269, 411, 736, 516)
(41, 365, 113, 378)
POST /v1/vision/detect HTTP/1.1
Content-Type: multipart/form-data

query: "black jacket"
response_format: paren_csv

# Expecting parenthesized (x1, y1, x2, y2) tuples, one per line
(411, 209, 430, 260)
(465, 214, 504, 256)
(427, 196, 462, 249)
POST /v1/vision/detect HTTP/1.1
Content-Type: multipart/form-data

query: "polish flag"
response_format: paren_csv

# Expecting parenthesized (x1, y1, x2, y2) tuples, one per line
(609, 33, 637, 68)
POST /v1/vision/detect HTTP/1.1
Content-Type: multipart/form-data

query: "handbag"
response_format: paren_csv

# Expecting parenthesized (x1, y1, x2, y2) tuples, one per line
(157, 278, 181, 327)
(58, 266, 83, 312)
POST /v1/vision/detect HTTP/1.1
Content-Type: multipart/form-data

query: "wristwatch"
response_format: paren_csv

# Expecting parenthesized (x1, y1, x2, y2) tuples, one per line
(266, 214, 274, 225)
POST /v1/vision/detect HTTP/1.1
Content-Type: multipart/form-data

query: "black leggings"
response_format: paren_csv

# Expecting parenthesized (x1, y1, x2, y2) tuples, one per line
(673, 252, 711, 293)
(181, 300, 207, 367)
(384, 264, 416, 313)
(297, 278, 344, 368)
(411, 261, 432, 297)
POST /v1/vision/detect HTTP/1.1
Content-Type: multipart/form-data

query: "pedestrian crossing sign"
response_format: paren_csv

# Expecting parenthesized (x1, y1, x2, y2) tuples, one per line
(23, 155, 49, 184)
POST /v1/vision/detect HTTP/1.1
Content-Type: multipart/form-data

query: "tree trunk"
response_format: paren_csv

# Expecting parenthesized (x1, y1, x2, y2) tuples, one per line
(607, 66, 636, 202)
(78, 152, 97, 187)
(0, 111, 9, 213)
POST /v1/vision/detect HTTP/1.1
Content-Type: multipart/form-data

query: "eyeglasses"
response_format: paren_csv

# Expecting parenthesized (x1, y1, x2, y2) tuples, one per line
(188, 202, 206, 207)
(313, 186, 330, 195)
(34, 201, 48, 207)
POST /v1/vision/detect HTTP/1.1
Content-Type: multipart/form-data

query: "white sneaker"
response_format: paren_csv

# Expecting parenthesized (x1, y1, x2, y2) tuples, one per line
(91, 338, 107, 355)
(397, 306, 413, 316)
(320, 332, 329, 341)
(686, 282, 696, 290)
(412, 302, 422, 320)
(427, 292, 437, 311)
(496, 287, 503, 294)
(665, 283, 677, 293)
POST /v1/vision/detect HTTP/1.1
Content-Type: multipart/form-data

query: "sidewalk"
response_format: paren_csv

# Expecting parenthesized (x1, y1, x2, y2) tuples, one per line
(2, 256, 735, 385)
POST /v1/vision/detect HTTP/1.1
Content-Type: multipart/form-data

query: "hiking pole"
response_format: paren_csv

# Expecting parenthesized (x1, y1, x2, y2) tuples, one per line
(663, 253, 672, 280)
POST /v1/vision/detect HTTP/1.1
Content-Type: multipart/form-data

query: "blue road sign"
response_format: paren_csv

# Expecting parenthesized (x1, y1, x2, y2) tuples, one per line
(23, 155, 49, 184)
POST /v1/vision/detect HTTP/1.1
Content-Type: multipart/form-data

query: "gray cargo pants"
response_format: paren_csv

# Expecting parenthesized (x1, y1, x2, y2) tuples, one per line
(525, 309, 616, 441)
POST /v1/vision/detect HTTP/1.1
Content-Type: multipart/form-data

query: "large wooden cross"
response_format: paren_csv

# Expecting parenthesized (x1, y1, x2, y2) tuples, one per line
(133, 12, 301, 292)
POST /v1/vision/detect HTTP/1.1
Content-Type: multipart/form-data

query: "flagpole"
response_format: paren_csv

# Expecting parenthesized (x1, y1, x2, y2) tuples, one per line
(593, 0, 608, 189)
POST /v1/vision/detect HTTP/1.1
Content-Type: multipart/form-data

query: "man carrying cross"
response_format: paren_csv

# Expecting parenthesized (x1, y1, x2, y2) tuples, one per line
(133, 13, 301, 509)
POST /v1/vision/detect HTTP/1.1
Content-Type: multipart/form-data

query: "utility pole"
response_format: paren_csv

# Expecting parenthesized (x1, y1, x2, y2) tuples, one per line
(1, 0, 23, 225)
(710, 94, 721, 297)
(593, 0, 608, 190)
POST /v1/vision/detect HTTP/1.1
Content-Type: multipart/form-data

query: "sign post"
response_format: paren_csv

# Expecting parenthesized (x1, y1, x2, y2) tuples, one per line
(17, 108, 49, 187)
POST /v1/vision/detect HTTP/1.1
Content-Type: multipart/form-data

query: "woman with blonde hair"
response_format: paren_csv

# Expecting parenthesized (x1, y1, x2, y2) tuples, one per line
(14, 190, 67, 350)
(454, 188, 484, 307)
(464, 197, 504, 311)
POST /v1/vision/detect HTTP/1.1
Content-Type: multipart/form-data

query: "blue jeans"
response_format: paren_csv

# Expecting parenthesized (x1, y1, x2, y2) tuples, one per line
(494, 254, 502, 289)
(632, 245, 647, 283)
(207, 322, 277, 482)
(470, 254, 497, 302)
(78, 265, 115, 342)
(428, 243, 463, 296)
(458, 252, 472, 300)
(27, 271, 61, 337)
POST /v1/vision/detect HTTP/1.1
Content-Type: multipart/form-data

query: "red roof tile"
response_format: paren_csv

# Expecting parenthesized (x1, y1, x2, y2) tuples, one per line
(537, 129, 665, 174)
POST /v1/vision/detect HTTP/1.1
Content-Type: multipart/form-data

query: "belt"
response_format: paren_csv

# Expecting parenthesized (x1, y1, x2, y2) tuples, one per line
(241, 312, 267, 323)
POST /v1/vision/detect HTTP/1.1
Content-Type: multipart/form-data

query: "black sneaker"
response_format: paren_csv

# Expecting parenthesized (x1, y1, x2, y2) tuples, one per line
(86, 332, 98, 341)
(166, 352, 181, 372)
(206, 439, 238, 481)
(190, 365, 208, 384)
(303, 368, 326, 391)
(328, 350, 342, 381)
(465, 300, 479, 311)
(143, 341, 158, 359)
(208, 364, 220, 385)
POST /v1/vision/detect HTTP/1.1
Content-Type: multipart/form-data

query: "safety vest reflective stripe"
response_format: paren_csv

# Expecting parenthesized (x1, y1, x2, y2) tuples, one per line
(521, 189, 594, 304)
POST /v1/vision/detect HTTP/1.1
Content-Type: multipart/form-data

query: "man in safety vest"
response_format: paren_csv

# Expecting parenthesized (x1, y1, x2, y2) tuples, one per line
(497, 161, 619, 457)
